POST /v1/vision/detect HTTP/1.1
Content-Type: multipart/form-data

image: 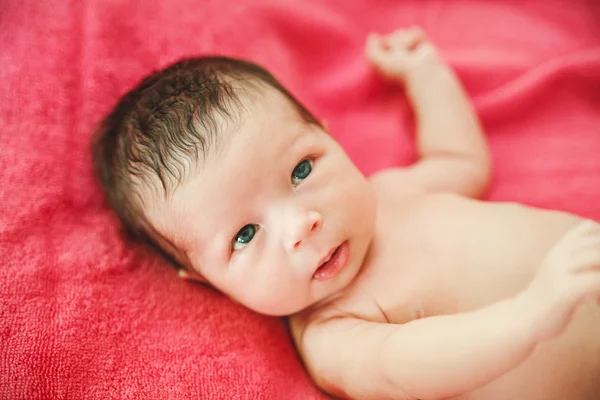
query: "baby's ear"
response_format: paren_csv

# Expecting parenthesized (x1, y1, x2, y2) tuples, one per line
(177, 268, 208, 284)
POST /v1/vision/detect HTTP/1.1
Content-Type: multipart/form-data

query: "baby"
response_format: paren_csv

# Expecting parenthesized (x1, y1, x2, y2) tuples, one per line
(93, 27, 600, 399)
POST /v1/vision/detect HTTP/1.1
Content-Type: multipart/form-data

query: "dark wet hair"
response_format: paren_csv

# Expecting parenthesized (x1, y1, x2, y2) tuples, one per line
(92, 56, 319, 269)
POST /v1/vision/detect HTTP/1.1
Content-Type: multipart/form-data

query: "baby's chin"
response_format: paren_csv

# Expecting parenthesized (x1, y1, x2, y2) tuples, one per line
(294, 269, 366, 316)
(242, 302, 310, 318)
(297, 239, 373, 315)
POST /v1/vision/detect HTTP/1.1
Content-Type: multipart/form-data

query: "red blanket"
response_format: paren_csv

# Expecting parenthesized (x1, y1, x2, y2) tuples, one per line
(1, 1, 599, 398)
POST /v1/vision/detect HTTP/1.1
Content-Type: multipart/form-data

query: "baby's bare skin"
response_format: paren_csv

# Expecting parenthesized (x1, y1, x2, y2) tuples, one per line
(292, 195, 600, 399)
(142, 27, 600, 399)
(289, 29, 600, 400)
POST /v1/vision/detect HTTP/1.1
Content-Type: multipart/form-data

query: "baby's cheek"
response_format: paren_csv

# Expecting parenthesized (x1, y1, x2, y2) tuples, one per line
(254, 273, 310, 315)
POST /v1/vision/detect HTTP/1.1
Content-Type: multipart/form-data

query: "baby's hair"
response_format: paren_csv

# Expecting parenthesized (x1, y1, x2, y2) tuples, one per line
(92, 56, 319, 269)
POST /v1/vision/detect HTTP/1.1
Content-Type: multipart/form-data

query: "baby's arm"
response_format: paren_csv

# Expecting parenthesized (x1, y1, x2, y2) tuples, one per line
(367, 28, 491, 198)
(301, 297, 530, 400)
(298, 221, 600, 399)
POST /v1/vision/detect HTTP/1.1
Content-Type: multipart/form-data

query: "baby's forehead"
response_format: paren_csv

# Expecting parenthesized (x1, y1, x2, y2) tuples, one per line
(144, 86, 311, 249)
(212, 86, 313, 155)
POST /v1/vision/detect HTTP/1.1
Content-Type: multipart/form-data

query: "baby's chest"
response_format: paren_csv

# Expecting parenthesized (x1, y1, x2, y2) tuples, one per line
(348, 230, 463, 323)
(347, 197, 578, 323)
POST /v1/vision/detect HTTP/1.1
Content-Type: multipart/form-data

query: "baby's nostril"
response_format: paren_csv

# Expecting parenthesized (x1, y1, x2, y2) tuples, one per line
(294, 240, 303, 250)
(311, 220, 321, 231)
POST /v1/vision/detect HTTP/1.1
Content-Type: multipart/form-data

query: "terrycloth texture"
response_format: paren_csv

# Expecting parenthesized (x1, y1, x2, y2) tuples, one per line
(1, 0, 599, 398)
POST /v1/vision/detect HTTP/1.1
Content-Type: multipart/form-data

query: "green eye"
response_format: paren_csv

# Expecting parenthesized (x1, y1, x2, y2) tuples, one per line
(233, 224, 258, 250)
(292, 159, 313, 185)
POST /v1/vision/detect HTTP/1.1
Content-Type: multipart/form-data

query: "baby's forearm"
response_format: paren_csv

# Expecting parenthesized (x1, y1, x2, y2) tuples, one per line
(406, 62, 489, 166)
(381, 295, 535, 399)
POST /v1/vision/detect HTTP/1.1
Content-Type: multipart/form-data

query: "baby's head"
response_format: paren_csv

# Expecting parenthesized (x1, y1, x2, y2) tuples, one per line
(93, 57, 376, 316)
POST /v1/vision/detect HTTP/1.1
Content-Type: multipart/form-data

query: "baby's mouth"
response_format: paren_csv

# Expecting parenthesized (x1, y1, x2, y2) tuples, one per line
(312, 241, 350, 281)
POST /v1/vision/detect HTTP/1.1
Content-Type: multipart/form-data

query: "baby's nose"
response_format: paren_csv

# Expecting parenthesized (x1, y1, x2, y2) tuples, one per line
(289, 210, 322, 251)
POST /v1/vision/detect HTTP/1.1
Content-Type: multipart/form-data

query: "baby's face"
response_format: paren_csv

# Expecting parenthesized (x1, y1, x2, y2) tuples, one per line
(146, 87, 377, 316)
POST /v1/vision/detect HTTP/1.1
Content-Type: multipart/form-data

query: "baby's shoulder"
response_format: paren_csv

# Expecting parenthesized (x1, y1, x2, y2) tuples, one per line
(368, 168, 423, 201)
(369, 168, 469, 211)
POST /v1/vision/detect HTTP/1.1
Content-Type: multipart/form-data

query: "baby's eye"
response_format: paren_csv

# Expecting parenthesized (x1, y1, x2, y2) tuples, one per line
(291, 159, 313, 185)
(233, 224, 259, 251)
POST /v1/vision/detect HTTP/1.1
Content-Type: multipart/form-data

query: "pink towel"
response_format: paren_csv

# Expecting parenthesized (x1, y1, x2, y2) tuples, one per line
(1, 1, 599, 398)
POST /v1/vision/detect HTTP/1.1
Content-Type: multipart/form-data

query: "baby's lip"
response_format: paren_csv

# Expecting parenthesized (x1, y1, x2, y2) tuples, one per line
(312, 241, 349, 282)
(315, 245, 339, 270)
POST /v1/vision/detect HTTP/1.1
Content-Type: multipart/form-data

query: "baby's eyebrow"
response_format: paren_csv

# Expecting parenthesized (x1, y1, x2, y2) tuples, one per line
(283, 123, 309, 150)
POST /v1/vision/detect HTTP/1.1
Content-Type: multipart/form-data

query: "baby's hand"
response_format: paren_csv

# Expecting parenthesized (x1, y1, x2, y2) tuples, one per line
(521, 220, 600, 342)
(365, 27, 443, 84)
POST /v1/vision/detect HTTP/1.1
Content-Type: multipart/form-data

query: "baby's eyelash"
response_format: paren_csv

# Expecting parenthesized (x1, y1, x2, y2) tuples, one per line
(232, 223, 259, 251)
(291, 158, 314, 186)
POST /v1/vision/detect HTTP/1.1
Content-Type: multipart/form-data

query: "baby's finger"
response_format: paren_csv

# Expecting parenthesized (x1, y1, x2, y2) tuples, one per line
(554, 220, 599, 248)
(575, 247, 600, 272)
(387, 27, 425, 50)
(366, 35, 394, 74)
(365, 33, 381, 53)
(577, 275, 600, 300)
(573, 236, 600, 252)
(572, 220, 600, 236)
